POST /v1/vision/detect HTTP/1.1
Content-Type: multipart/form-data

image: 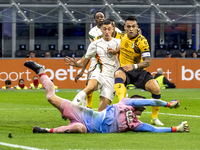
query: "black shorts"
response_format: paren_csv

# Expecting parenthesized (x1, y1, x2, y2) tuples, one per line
(117, 67, 154, 90)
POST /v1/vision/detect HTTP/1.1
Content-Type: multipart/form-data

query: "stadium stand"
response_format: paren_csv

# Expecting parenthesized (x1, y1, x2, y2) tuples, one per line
(170, 49, 181, 58)
(75, 50, 86, 57)
(155, 49, 167, 58)
(15, 50, 29, 57)
(61, 50, 75, 57)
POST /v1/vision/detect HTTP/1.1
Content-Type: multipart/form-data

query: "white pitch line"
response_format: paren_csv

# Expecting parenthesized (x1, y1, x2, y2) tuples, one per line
(143, 111, 200, 118)
(0, 142, 47, 150)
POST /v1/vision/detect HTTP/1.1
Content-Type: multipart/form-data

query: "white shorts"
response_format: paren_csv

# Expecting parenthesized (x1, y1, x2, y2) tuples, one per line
(89, 71, 115, 101)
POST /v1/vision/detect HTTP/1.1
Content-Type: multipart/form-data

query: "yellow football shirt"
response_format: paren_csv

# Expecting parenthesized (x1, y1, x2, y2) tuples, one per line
(119, 33, 150, 67)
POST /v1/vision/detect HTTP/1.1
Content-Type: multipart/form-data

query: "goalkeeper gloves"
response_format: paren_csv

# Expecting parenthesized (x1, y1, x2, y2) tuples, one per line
(171, 121, 190, 132)
(167, 100, 180, 109)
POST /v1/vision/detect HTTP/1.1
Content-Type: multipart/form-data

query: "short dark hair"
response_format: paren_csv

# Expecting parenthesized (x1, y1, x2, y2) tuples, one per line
(94, 11, 106, 19)
(29, 50, 35, 54)
(18, 79, 24, 84)
(107, 18, 116, 27)
(102, 19, 112, 26)
(130, 94, 146, 99)
(125, 16, 137, 22)
(5, 80, 11, 85)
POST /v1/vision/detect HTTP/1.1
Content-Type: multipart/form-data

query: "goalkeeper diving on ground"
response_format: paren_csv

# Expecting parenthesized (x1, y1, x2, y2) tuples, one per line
(24, 60, 190, 133)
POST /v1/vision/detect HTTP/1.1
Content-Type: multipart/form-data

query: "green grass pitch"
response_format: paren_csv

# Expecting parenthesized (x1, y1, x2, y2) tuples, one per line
(0, 88, 200, 150)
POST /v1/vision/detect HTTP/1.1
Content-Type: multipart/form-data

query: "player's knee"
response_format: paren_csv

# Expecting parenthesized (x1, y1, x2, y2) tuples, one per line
(114, 70, 125, 79)
(73, 123, 87, 133)
(151, 87, 160, 95)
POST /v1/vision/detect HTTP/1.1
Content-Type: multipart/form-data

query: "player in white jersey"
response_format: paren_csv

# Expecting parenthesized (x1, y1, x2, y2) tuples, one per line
(75, 13, 122, 109)
(65, 19, 120, 111)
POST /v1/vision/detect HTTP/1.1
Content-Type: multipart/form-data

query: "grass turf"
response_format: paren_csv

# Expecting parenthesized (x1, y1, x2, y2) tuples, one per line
(0, 89, 200, 150)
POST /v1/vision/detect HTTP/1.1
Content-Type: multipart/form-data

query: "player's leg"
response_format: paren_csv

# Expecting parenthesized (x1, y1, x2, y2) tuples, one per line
(86, 92, 93, 109)
(72, 79, 98, 106)
(98, 96, 111, 111)
(24, 61, 63, 110)
(145, 79, 163, 125)
(114, 69, 127, 101)
(33, 122, 87, 133)
(86, 71, 94, 109)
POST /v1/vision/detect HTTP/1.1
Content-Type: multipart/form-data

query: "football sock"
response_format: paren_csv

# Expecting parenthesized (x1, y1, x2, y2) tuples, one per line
(114, 78, 126, 101)
(72, 91, 87, 105)
(151, 93, 161, 119)
(40, 74, 55, 99)
(86, 92, 93, 108)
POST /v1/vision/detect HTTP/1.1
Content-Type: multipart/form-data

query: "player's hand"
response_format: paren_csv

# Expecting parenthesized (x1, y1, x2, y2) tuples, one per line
(176, 121, 190, 132)
(107, 48, 117, 55)
(122, 65, 134, 72)
(75, 71, 84, 83)
(64, 56, 77, 66)
(167, 100, 180, 109)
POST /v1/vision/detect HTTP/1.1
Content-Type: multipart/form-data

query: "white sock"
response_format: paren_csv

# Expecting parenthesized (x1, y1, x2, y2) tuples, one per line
(72, 91, 87, 105)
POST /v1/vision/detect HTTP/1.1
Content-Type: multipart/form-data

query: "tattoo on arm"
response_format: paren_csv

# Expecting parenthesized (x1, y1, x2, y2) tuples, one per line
(138, 57, 151, 69)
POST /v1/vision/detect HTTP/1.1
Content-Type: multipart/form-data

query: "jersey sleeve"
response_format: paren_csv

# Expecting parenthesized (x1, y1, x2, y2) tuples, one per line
(119, 98, 168, 107)
(85, 42, 97, 59)
(139, 37, 150, 58)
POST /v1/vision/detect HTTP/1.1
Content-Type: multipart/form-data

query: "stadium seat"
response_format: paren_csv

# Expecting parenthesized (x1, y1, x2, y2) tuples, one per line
(75, 50, 86, 57)
(185, 49, 195, 58)
(170, 49, 181, 58)
(34, 50, 45, 57)
(181, 44, 193, 49)
(61, 50, 75, 57)
(155, 49, 167, 57)
(197, 49, 200, 57)
(15, 50, 29, 57)
(47, 50, 59, 57)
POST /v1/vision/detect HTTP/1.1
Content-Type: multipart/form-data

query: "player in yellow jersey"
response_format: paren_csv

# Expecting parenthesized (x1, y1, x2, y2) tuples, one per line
(114, 16, 164, 125)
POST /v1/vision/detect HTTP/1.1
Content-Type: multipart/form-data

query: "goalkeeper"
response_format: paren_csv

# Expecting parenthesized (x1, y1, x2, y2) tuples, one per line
(24, 60, 190, 134)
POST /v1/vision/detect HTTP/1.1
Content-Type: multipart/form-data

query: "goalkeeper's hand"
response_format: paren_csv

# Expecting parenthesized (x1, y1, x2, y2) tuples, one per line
(172, 121, 190, 132)
(167, 100, 180, 109)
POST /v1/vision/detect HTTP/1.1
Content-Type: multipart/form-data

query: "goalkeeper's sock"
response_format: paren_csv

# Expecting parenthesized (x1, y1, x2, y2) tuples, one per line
(86, 92, 93, 108)
(114, 78, 126, 101)
(40, 74, 55, 99)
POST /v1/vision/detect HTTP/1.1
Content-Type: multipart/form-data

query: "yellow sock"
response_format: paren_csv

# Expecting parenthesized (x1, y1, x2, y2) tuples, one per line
(114, 83, 126, 101)
(152, 106, 160, 119)
(124, 87, 127, 98)
(86, 92, 93, 108)
(151, 94, 161, 119)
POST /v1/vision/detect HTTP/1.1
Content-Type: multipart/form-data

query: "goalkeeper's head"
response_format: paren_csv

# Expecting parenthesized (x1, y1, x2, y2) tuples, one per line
(130, 95, 146, 115)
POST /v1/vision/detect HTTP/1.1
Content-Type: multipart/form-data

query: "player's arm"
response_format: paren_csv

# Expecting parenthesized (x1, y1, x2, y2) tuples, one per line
(74, 59, 90, 82)
(119, 98, 180, 109)
(64, 56, 90, 68)
(135, 122, 189, 132)
(64, 42, 96, 68)
(163, 77, 176, 88)
(136, 56, 151, 69)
